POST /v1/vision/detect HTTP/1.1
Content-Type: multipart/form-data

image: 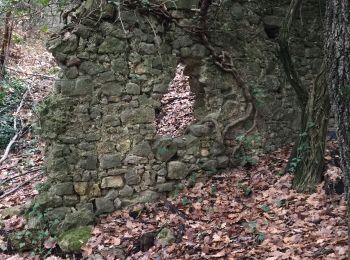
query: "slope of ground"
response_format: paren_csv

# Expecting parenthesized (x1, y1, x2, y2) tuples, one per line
(0, 30, 57, 248)
(82, 146, 347, 260)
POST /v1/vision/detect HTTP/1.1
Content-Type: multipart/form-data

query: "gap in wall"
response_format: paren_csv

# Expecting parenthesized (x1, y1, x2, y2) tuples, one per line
(156, 63, 196, 137)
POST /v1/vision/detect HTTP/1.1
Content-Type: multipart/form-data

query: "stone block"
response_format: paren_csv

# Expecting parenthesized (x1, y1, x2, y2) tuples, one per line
(101, 82, 123, 96)
(125, 169, 141, 185)
(132, 141, 152, 157)
(95, 197, 115, 215)
(51, 182, 74, 196)
(79, 154, 98, 170)
(100, 153, 122, 169)
(101, 176, 124, 188)
(156, 182, 175, 192)
(217, 156, 229, 168)
(120, 107, 155, 124)
(79, 61, 105, 75)
(126, 82, 141, 95)
(119, 185, 134, 197)
(189, 124, 211, 137)
(98, 36, 127, 54)
(139, 43, 157, 55)
(167, 161, 189, 179)
(153, 137, 178, 162)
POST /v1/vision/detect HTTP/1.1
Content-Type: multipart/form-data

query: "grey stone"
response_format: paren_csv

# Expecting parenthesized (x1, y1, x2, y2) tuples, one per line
(114, 198, 122, 209)
(217, 156, 229, 168)
(65, 66, 79, 79)
(132, 141, 152, 157)
(80, 154, 98, 170)
(50, 182, 74, 196)
(188, 124, 211, 137)
(153, 137, 178, 162)
(120, 107, 155, 124)
(101, 176, 124, 188)
(59, 208, 95, 231)
(126, 83, 141, 95)
(98, 36, 127, 54)
(74, 77, 94, 96)
(63, 195, 79, 206)
(76, 202, 94, 213)
(125, 169, 141, 185)
(98, 71, 116, 83)
(156, 227, 175, 247)
(135, 190, 160, 203)
(111, 58, 129, 74)
(201, 160, 218, 172)
(139, 43, 157, 54)
(156, 182, 175, 192)
(35, 192, 63, 208)
(100, 153, 121, 169)
(95, 197, 115, 215)
(101, 82, 123, 96)
(117, 186, 132, 199)
(79, 61, 105, 75)
(167, 161, 189, 179)
(124, 155, 147, 165)
(105, 190, 119, 200)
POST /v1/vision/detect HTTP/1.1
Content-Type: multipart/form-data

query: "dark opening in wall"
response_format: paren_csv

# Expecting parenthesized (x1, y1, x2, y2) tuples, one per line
(156, 63, 196, 137)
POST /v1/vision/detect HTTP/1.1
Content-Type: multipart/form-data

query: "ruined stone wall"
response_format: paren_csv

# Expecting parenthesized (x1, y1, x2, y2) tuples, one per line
(37, 0, 323, 222)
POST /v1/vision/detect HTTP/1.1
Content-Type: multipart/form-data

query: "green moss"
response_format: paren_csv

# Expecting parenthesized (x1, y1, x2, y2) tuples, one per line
(58, 226, 92, 253)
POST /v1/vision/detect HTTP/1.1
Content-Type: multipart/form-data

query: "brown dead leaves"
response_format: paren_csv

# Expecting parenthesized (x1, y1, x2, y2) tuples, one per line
(84, 146, 347, 259)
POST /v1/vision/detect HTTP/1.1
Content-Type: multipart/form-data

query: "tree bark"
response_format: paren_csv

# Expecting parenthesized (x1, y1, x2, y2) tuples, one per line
(278, 0, 330, 192)
(0, 11, 13, 80)
(325, 0, 350, 253)
(291, 64, 330, 191)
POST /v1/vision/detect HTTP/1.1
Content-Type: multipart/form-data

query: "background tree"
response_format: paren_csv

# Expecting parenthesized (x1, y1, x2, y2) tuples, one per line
(278, 0, 330, 192)
(325, 0, 350, 250)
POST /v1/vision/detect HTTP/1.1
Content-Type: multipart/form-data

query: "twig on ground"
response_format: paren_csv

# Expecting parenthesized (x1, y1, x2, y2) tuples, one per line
(0, 172, 41, 199)
(0, 167, 42, 186)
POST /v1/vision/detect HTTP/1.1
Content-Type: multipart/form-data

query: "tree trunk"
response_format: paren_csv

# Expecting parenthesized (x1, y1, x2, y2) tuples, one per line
(291, 65, 330, 191)
(325, 0, 350, 253)
(278, 0, 330, 192)
(0, 11, 12, 80)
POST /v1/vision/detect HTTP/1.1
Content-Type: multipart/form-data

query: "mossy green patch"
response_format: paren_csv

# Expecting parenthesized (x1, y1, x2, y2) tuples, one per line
(58, 226, 92, 253)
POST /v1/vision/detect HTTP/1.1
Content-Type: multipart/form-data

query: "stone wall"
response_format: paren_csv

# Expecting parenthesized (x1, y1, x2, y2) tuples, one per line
(37, 0, 323, 223)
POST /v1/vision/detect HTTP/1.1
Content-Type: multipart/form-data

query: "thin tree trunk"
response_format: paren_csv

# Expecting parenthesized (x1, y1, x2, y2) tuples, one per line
(0, 11, 12, 80)
(325, 0, 350, 254)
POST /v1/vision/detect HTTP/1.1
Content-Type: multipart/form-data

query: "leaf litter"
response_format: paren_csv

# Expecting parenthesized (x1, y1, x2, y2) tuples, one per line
(82, 145, 347, 260)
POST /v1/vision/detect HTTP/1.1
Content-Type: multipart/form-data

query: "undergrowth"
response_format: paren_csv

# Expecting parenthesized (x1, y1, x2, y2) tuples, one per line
(0, 75, 26, 149)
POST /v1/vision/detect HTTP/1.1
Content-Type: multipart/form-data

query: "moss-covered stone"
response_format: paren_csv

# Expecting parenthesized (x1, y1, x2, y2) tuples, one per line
(58, 226, 92, 253)
(156, 228, 175, 247)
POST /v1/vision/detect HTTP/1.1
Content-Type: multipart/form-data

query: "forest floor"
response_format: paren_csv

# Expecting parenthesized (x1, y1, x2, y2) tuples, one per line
(0, 32, 348, 260)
